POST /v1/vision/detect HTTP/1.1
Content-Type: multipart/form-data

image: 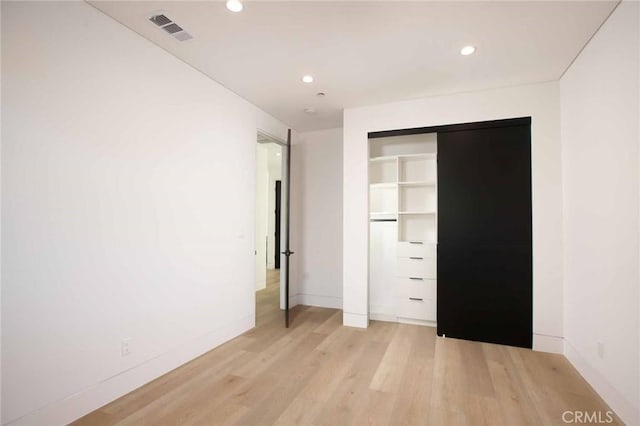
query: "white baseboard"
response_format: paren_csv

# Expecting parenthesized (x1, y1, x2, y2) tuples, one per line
(369, 313, 436, 328)
(288, 294, 299, 308)
(369, 312, 398, 323)
(6, 315, 255, 426)
(279, 294, 299, 310)
(564, 340, 639, 425)
(297, 293, 342, 309)
(533, 333, 564, 354)
(343, 312, 368, 328)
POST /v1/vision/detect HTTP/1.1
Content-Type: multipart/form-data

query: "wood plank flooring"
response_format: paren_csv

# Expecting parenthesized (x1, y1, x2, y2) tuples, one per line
(75, 270, 619, 425)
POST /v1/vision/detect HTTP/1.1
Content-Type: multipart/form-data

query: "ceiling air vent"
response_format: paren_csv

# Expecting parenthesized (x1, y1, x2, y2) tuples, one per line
(148, 12, 193, 42)
(149, 14, 172, 27)
(162, 23, 183, 34)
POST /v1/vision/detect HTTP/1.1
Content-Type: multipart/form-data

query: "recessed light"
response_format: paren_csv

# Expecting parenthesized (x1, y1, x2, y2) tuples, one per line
(302, 75, 314, 83)
(226, 0, 243, 12)
(304, 107, 316, 114)
(460, 45, 476, 56)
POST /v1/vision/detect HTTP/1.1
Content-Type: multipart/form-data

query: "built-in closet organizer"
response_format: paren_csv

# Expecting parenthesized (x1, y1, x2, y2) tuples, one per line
(368, 117, 533, 349)
(369, 133, 438, 325)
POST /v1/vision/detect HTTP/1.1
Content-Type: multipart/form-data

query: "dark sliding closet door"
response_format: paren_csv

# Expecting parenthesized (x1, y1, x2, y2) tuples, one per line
(437, 120, 532, 348)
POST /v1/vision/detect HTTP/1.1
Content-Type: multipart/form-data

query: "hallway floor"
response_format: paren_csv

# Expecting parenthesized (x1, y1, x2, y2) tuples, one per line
(256, 268, 281, 325)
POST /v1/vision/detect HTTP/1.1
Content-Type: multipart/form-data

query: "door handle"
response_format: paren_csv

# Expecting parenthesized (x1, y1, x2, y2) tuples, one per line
(409, 241, 423, 245)
(281, 250, 295, 256)
(409, 277, 423, 281)
(409, 297, 424, 301)
(409, 257, 423, 260)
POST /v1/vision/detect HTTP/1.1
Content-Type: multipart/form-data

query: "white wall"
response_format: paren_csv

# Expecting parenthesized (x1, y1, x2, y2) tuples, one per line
(291, 128, 343, 308)
(560, 1, 640, 424)
(343, 82, 564, 353)
(1, 2, 290, 425)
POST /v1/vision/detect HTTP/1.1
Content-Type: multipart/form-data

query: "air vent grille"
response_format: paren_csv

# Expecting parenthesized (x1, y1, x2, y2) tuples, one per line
(147, 12, 193, 42)
(149, 14, 172, 26)
(163, 23, 183, 34)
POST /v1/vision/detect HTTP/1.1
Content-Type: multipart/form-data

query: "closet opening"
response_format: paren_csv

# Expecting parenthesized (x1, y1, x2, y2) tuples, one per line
(367, 117, 532, 348)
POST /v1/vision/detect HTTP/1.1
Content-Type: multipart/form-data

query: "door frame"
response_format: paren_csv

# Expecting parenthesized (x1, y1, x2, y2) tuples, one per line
(256, 130, 289, 314)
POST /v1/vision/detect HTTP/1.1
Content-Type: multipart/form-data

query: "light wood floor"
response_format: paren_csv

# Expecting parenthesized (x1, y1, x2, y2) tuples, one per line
(256, 268, 282, 325)
(76, 269, 619, 425)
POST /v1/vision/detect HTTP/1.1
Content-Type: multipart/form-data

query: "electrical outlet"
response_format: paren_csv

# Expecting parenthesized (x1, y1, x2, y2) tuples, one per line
(597, 341, 605, 359)
(121, 338, 132, 357)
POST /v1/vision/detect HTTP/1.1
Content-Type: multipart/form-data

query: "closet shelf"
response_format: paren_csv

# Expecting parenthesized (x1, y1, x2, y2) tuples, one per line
(370, 211, 397, 216)
(399, 211, 437, 215)
(399, 153, 437, 160)
(369, 155, 398, 163)
(398, 181, 436, 187)
(370, 153, 437, 163)
(370, 183, 398, 188)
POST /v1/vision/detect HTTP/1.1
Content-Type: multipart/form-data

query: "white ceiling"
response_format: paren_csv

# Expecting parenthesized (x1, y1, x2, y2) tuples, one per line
(90, 1, 617, 131)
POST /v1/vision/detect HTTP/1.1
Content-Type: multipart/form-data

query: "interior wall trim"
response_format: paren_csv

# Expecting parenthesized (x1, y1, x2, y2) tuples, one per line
(368, 117, 532, 139)
(533, 333, 564, 353)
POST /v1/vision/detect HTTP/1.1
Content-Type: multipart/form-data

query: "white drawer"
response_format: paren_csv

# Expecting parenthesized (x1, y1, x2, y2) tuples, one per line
(397, 278, 436, 321)
(397, 257, 436, 279)
(397, 241, 436, 258)
(397, 277, 436, 299)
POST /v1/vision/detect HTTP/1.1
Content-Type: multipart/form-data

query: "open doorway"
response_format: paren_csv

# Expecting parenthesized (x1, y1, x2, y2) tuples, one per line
(274, 180, 281, 269)
(255, 133, 285, 325)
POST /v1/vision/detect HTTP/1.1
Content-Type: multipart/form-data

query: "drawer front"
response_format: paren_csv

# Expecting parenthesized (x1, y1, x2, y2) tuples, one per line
(397, 242, 436, 258)
(397, 277, 436, 300)
(397, 257, 436, 279)
(397, 278, 436, 321)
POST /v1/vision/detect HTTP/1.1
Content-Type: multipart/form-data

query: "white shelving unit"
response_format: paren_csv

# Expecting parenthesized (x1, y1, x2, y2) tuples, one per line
(398, 213, 437, 242)
(368, 133, 438, 326)
(399, 154, 437, 183)
(369, 157, 397, 184)
(398, 154, 437, 245)
(369, 134, 438, 326)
